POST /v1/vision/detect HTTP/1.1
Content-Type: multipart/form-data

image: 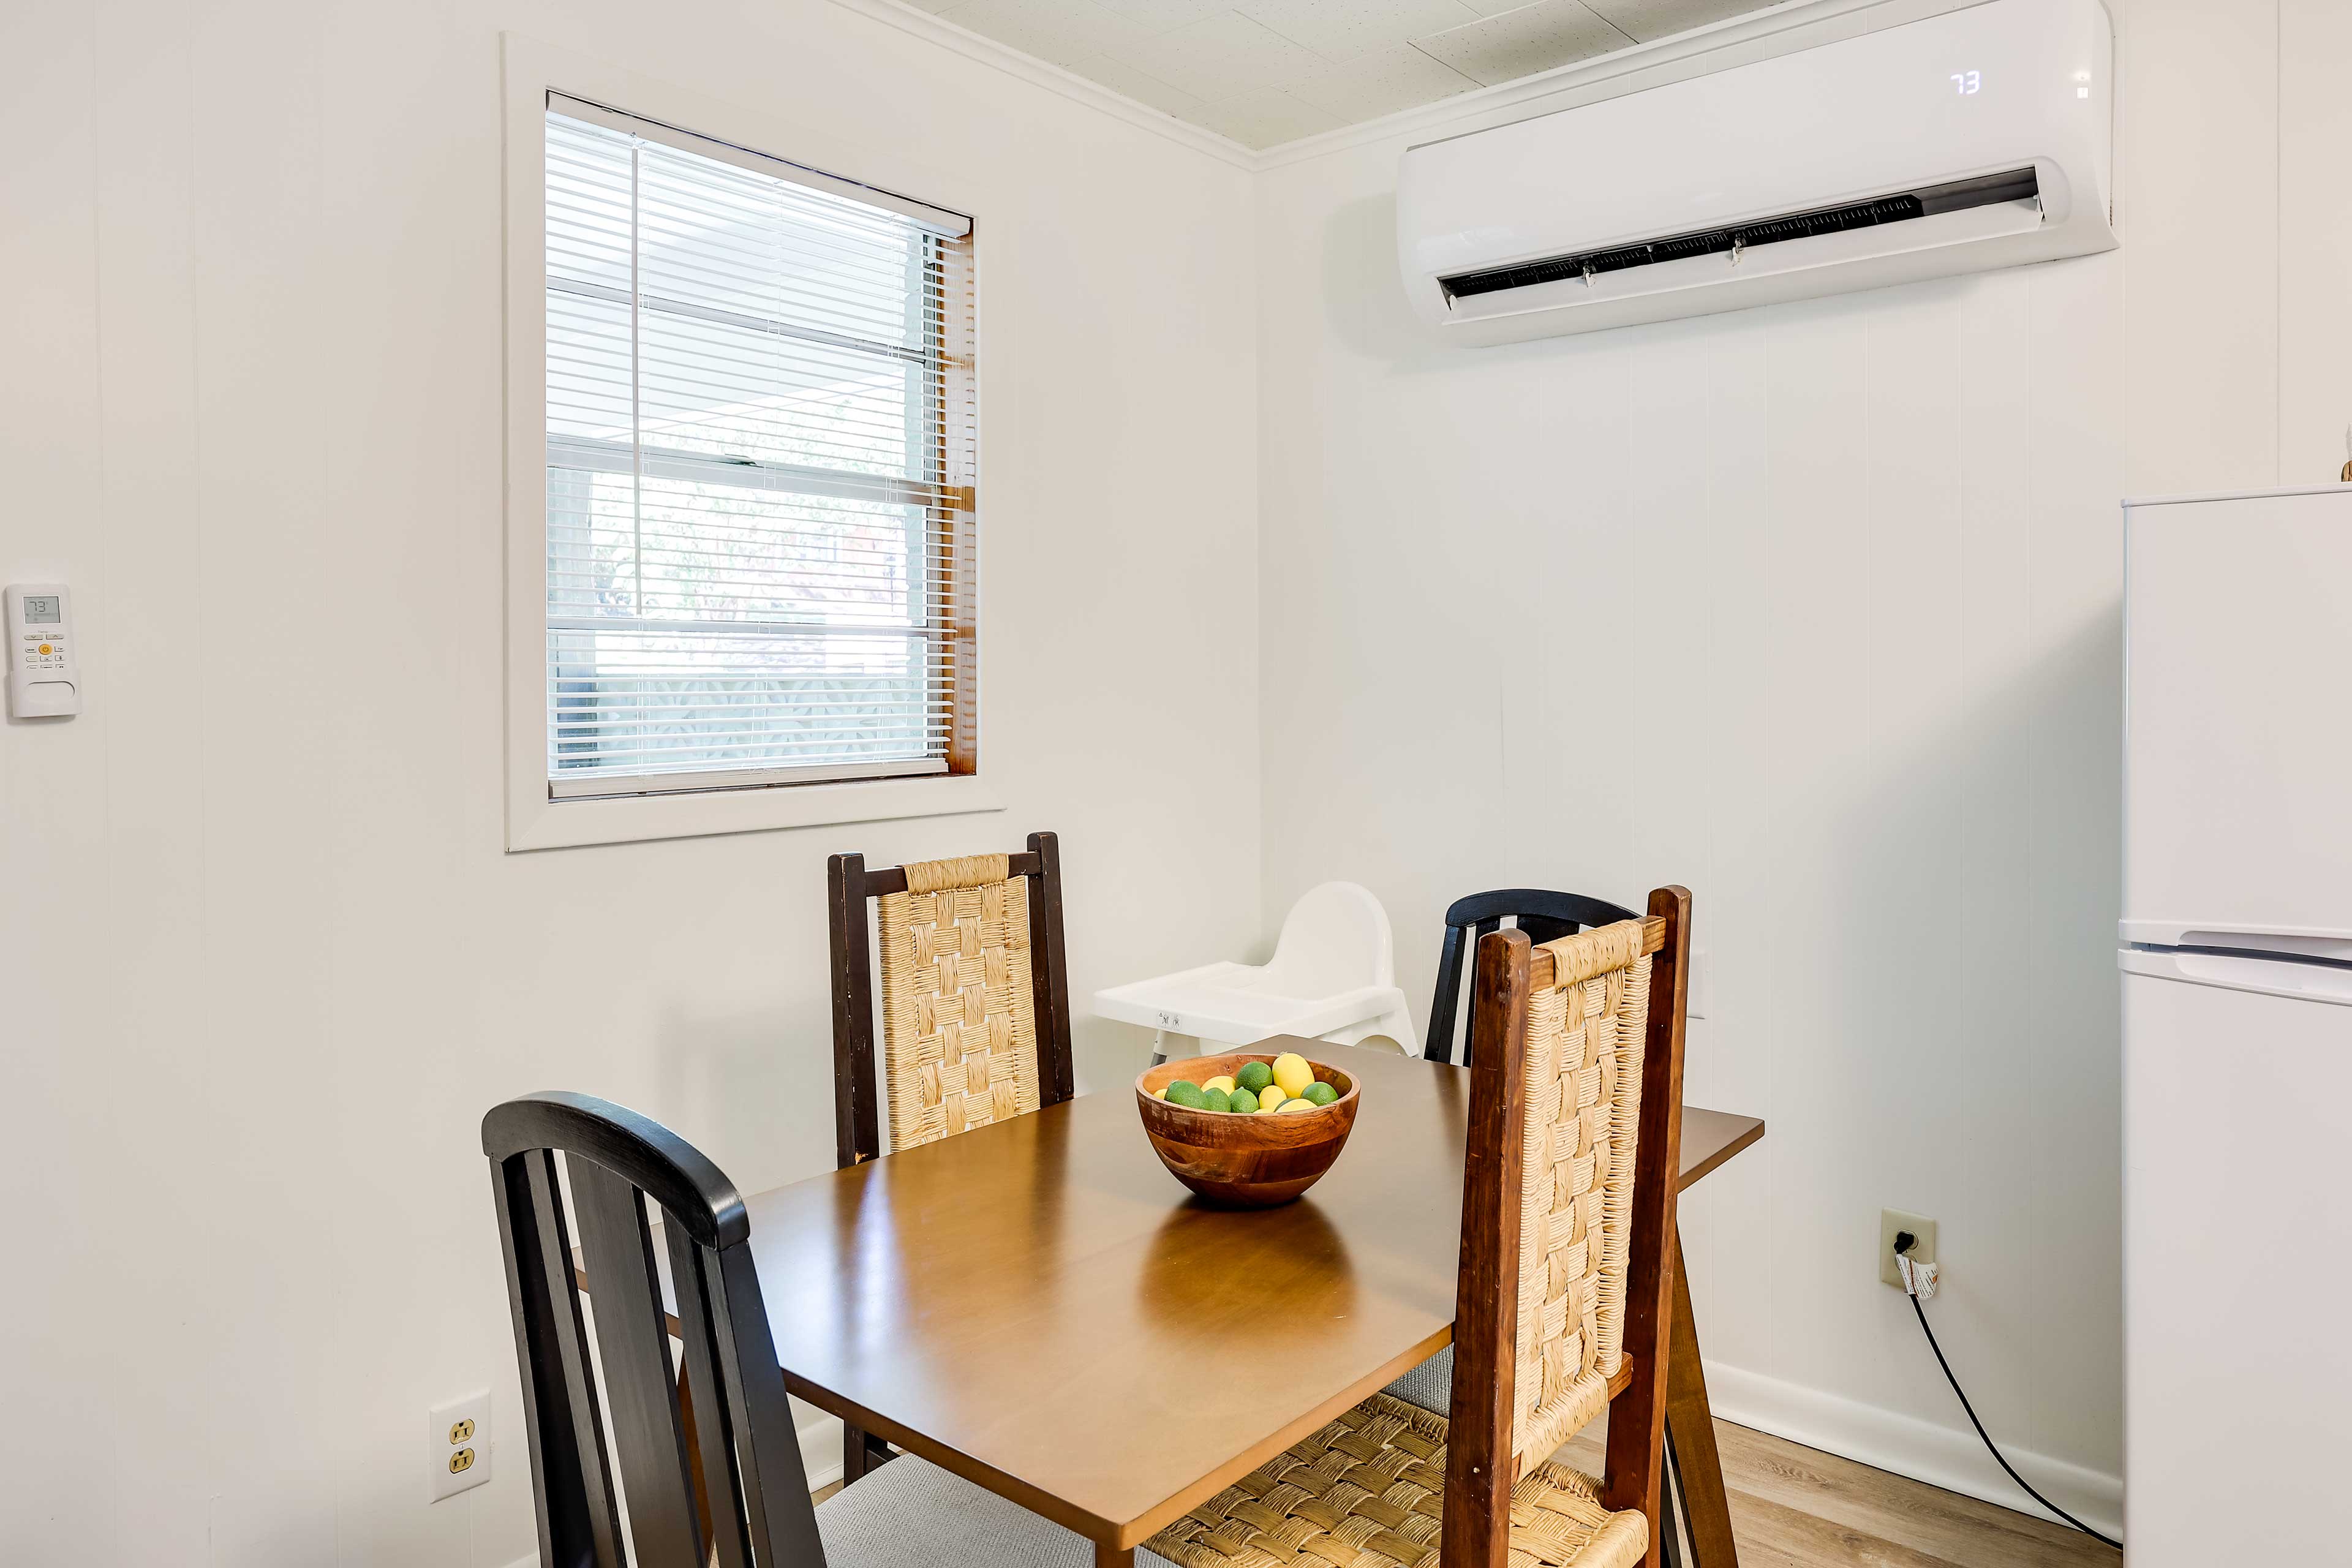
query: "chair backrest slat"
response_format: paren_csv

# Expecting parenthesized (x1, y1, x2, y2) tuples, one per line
(494, 1148, 627, 1568)
(1025, 830, 1077, 1105)
(663, 1224, 750, 1568)
(710, 1245, 827, 1568)
(570, 1158, 706, 1568)
(829, 853, 885, 1170)
(1424, 889, 1640, 1066)
(1508, 921, 1653, 1460)
(485, 1092, 824, 1568)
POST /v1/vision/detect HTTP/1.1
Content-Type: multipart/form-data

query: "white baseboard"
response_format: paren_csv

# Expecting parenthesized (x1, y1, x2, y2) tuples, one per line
(1702, 1359, 2122, 1544)
(800, 1408, 846, 1493)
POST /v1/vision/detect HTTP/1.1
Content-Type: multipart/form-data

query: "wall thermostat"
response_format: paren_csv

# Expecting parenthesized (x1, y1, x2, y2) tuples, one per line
(6, 583, 80, 717)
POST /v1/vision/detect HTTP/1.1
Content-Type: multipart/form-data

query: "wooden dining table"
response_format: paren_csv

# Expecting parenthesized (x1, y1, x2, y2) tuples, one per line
(718, 1039, 1763, 1568)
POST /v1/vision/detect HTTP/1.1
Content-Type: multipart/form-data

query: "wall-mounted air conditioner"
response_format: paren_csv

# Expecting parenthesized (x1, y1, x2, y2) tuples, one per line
(1396, 0, 2115, 344)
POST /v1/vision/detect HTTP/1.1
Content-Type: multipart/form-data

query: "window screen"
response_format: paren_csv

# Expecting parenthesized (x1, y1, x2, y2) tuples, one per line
(543, 96, 975, 799)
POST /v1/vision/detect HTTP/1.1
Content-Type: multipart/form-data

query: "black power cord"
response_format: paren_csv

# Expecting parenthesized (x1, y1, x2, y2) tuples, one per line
(1894, 1233, 2122, 1553)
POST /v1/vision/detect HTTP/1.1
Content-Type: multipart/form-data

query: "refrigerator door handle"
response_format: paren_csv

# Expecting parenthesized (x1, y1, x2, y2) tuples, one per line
(2120, 945, 2352, 1006)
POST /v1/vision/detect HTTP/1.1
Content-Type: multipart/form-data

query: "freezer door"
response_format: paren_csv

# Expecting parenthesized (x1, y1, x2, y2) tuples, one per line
(2124, 488, 2352, 954)
(2124, 963, 2352, 1564)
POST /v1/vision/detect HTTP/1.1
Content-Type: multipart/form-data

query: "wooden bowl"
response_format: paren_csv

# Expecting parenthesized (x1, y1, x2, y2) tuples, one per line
(1134, 1052, 1360, 1208)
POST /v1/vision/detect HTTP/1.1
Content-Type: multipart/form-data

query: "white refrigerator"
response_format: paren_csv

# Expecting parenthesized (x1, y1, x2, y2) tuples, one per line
(2122, 484, 2352, 1562)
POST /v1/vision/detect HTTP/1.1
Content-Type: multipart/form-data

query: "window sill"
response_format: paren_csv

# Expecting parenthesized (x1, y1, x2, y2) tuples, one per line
(505, 771, 1002, 852)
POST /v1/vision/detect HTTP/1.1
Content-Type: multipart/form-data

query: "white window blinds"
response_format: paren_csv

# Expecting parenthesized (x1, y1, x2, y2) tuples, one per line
(543, 96, 976, 799)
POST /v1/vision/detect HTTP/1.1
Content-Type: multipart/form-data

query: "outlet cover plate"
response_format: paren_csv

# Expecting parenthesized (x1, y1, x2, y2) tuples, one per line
(1879, 1210, 1937, 1288)
(429, 1391, 492, 1502)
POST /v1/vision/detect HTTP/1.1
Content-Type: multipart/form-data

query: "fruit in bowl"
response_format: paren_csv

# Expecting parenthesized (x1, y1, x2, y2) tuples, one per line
(1154, 1052, 1340, 1116)
(1135, 1048, 1358, 1207)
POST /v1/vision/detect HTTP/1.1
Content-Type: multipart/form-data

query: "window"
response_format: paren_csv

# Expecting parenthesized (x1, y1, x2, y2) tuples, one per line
(540, 96, 976, 801)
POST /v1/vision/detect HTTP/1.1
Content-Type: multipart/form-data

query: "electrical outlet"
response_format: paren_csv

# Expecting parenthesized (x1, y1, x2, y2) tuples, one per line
(429, 1392, 492, 1502)
(1879, 1210, 1937, 1287)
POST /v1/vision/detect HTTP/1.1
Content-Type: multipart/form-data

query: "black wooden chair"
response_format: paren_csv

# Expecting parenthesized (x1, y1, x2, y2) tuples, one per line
(1422, 889, 1642, 1066)
(483, 1091, 1120, 1568)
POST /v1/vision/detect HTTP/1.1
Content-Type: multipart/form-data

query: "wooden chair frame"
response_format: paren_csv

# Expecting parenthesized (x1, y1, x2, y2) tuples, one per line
(1443, 886, 1691, 1568)
(484, 1091, 824, 1568)
(826, 829, 1076, 1169)
(1425, 890, 1643, 1067)
(823, 828, 1075, 1480)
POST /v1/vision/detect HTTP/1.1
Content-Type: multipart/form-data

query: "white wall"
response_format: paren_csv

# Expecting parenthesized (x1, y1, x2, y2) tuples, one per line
(1253, 0, 2352, 1534)
(14, 0, 2352, 1558)
(0, 2, 1256, 1564)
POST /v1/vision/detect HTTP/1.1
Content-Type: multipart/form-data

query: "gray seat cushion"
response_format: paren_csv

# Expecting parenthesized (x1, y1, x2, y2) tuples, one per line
(818, 1453, 1182, 1568)
(1382, 1344, 1453, 1416)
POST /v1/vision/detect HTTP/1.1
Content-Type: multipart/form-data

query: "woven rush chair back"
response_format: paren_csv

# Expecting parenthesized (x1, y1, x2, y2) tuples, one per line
(1507, 921, 1651, 1459)
(1447, 886, 1691, 1568)
(827, 831, 1074, 1168)
(482, 1091, 824, 1568)
(1425, 889, 1640, 1067)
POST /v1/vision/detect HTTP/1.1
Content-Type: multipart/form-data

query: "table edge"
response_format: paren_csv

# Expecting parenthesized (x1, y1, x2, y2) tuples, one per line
(1678, 1112, 1765, 1191)
(791, 1323, 1459, 1550)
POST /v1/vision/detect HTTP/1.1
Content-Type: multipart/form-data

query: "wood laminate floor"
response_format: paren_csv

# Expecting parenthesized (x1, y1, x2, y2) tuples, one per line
(1551, 1418, 2121, 1568)
(819, 1419, 2122, 1567)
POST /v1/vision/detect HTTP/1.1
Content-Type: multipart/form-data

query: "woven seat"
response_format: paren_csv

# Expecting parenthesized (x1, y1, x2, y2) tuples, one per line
(1147, 1394, 1646, 1568)
(1383, 1344, 1454, 1415)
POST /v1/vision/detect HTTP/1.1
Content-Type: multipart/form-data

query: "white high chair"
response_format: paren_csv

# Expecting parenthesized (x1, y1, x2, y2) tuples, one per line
(1094, 881, 1419, 1062)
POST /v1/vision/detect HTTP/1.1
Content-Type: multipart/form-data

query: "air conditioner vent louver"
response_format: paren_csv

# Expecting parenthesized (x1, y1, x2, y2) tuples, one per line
(1441, 168, 2041, 303)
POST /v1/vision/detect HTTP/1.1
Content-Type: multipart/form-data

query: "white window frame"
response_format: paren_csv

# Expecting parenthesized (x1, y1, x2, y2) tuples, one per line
(502, 35, 999, 851)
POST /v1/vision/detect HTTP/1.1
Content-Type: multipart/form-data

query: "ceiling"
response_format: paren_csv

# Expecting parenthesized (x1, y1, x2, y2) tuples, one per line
(903, 0, 1789, 149)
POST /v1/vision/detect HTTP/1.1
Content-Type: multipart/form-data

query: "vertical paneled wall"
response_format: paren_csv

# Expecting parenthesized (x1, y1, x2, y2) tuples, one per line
(0, 2, 1257, 1563)
(1253, 0, 2350, 1531)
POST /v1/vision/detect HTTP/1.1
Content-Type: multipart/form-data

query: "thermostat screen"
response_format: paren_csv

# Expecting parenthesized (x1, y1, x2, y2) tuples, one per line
(22, 595, 60, 625)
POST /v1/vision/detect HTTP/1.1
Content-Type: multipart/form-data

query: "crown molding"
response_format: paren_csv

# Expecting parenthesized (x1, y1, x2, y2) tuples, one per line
(823, 0, 1259, 171)
(1254, 0, 1989, 170)
(826, 0, 2014, 177)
